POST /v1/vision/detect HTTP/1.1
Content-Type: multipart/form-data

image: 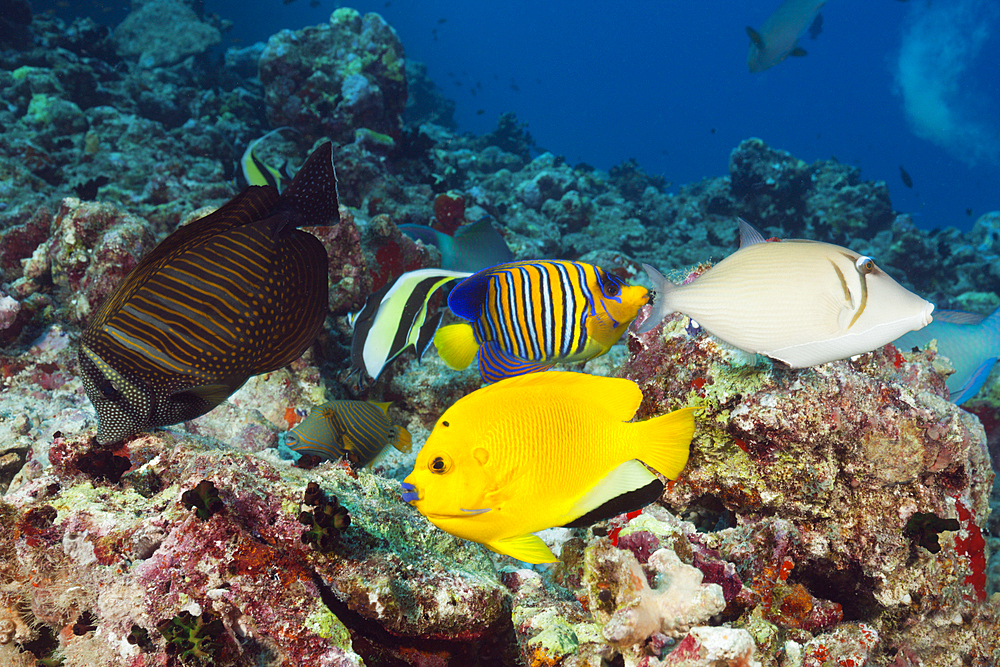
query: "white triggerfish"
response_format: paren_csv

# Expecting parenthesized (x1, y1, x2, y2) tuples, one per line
(747, 0, 826, 72)
(638, 219, 934, 368)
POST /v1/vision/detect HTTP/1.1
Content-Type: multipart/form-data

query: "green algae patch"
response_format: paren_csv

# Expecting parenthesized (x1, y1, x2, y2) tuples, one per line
(304, 605, 353, 647)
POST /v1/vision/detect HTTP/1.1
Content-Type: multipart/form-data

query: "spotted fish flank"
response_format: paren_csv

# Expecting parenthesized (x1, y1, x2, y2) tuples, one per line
(79, 142, 339, 444)
(434, 260, 649, 383)
(289, 400, 412, 468)
(638, 218, 934, 368)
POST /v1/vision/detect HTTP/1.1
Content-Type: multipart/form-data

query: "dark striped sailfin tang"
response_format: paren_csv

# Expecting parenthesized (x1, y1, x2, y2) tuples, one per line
(289, 400, 412, 467)
(79, 142, 339, 444)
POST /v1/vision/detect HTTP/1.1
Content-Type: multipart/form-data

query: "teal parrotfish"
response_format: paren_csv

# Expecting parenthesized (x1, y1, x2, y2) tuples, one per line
(398, 216, 514, 272)
(350, 268, 473, 381)
(79, 142, 340, 444)
(747, 0, 826, 72)
(289, 399, 412, 467)
(433, 260, 649, 383)
(894, 306, 1000, 404)
(400, 371, 696, 563)
(638, 218, 934, 368)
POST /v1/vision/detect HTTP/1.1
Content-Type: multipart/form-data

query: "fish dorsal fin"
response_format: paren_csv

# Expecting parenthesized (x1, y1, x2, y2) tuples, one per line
(268, 141, 339, 235)
(489, 371, 643, 422)
(488, 534, 559, 564)
(738, 217, 768, 248)
(450, 217, 514, 272)
(564, 459, 658, 527)
(446, 262, 515, 322)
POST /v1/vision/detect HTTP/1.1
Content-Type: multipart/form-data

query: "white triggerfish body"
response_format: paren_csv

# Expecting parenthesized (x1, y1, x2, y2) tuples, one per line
(639, 219, 934, 368)
(747, 0, 826, 72)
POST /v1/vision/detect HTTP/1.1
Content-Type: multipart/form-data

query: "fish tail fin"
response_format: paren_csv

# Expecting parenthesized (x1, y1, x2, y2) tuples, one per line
(635, 263, 677, 334)
(392, 425, 412, 454)
(634, 406, 697, 479)
(434, 323, 479, 370)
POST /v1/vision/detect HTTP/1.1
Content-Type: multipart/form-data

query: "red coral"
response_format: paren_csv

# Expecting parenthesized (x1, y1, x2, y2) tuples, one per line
(953, 497, 987, 601)
(432, 191, 466, 235)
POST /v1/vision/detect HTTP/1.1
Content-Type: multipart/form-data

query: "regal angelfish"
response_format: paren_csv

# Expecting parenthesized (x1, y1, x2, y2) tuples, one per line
(79, 142, 339, 444)
(433, 260, 649, 383)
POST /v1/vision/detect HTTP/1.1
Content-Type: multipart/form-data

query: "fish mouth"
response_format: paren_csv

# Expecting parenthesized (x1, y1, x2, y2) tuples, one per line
(400, 481, 420, 503)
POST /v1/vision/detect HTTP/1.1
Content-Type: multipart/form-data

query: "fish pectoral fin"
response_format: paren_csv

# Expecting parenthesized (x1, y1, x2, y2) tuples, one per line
(392, 425, 412, 453)
(789, 46, 808, 57)
(746, 26, 764, 49)
(172, 383, 235, 405)
(460, 507, 491, 516)
(565, 460, 659, 526)
(561, 336, 608, 363)
(487, 534, 559, 564)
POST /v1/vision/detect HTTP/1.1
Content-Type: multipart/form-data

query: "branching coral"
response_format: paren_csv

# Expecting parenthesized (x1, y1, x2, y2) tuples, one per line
(298, 481, 350, 553)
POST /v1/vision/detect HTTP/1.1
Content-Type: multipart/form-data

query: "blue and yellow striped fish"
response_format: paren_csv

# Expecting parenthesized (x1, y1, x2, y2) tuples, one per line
(289, 400, 412, 467)
(79, 142, 340, 444)
(433, 260, 650, 383)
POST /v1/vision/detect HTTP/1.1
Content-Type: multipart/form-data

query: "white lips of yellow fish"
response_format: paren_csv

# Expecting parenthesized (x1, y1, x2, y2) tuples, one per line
(747, 0, 826, 72)
(642, 234, 934, 368)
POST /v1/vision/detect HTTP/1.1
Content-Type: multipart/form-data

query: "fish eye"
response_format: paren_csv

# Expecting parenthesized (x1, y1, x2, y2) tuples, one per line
(98, 379, 121, 400)
(856, 257, 875, 274)
(429, 454, 452, 474)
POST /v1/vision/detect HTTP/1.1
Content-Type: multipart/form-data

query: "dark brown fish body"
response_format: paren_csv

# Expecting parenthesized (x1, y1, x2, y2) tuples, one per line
(80, 142, 339, 444)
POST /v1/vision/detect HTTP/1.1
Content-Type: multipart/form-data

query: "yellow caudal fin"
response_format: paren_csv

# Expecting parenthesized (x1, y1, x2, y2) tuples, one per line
(488, 534, 559, 564)
(635, 406, 697, 479)
(433, 322, 479, 370)
(392, 425, 412, 454)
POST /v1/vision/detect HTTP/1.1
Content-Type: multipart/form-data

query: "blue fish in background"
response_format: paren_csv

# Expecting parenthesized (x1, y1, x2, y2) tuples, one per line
(894, 306, 1000, 404)
(398, 216, 513, 272)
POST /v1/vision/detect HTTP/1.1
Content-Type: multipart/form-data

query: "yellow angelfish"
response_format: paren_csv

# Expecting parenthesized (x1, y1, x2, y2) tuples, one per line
(400, 371, 696, 564)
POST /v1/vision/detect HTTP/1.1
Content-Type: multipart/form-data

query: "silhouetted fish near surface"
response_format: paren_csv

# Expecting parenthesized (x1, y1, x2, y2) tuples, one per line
(747, 0, 825, 72)
(79, 142, 339, 444)
(899, 165, 913, 188)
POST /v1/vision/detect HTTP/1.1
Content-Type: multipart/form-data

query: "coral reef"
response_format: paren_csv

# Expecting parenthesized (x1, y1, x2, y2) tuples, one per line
(0, 4, 997, 666)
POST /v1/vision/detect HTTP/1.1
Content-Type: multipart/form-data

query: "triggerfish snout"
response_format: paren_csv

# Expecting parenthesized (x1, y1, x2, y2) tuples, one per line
(433, 260, 649, 383)
(79, 142, 340, 444)
(402, 371, 696, 564)
(638, 218, 934, 368)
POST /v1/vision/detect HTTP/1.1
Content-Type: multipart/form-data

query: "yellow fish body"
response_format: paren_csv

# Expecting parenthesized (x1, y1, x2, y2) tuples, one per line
(400, 371, 696, 564)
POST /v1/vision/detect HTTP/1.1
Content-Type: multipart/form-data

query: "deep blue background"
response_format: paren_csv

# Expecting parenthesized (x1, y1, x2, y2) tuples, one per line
(43, 0, 1000, 233)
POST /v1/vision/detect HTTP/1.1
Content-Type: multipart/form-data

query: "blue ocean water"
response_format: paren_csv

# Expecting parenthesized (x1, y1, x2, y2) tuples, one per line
(41, 0, 1000, 234)
(202, 0, 1000, 234)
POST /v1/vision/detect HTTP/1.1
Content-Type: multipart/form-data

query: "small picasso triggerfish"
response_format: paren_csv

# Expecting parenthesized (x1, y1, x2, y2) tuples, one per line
(894, 306, 1000, 404)
(747, 0, 826, 72)
(434, 260, 649, 383)
(639, 218, 934, 368)
(79, 142, 340, 444)
(398, 216, 514, 272)
(350, 268, 473, 382)
(401, 371, 696, 564)
(289, 400, 412, 468)
(239, 127, 299, 191)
